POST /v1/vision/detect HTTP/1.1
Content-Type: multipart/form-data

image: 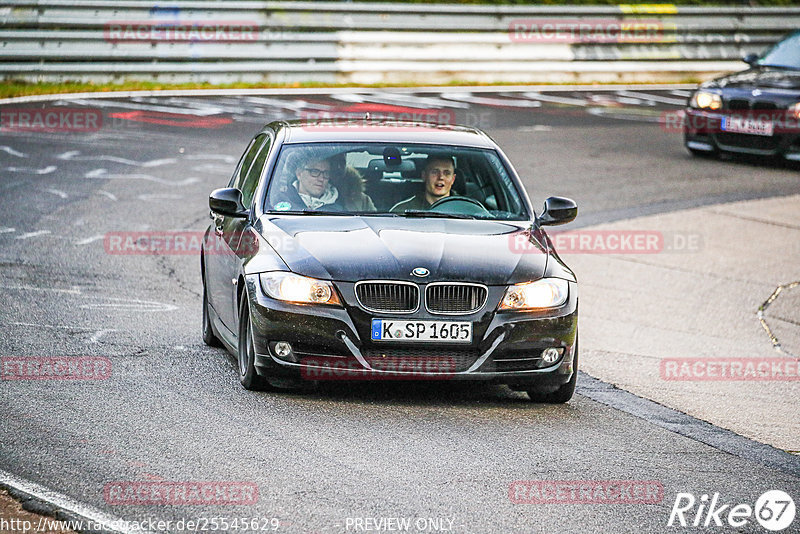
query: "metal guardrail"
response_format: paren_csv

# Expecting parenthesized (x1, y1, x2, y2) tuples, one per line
(1, 1, 799, 84)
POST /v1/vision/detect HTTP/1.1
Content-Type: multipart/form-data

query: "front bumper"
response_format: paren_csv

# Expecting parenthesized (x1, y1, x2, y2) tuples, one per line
(243, 275, 578, 386)
(683, 108, 800, 160)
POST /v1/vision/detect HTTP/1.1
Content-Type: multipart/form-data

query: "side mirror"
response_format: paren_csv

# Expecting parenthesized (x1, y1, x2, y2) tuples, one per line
(743, 53, 759, 66)
(537, 196, 577, 226)
(209, 188, 248, 218)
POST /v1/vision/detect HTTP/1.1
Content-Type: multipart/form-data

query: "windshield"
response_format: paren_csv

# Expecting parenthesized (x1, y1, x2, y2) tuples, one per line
(264, 142, 529, 220)
(758, 32, 800, 69)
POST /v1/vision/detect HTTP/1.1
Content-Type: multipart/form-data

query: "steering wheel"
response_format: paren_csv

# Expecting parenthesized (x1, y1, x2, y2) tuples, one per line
(429, 196, 491, 216)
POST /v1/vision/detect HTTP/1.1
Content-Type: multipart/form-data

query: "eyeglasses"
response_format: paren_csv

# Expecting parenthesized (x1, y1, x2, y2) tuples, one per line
(303, 167, 331, 179)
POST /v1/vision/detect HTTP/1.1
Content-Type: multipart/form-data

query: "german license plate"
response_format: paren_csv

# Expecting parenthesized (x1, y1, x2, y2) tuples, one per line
(721, 116, 774, 136)
(371, 319, 472, 343)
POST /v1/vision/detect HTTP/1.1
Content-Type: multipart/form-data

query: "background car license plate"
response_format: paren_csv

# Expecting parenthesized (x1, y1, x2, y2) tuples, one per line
(721, 116, 774, 136)
(371, 319, 472, 342)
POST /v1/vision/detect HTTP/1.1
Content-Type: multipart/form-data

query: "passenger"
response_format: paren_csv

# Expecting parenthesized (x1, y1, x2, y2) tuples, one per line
(272, 152, 341, 211)
(328, 156, 376, 212)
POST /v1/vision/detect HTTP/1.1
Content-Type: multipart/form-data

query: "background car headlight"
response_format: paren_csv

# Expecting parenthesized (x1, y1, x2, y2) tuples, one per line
(690, 91, 722, 110)
(259, 272, 341, 306)
(499, 278, 569, 310)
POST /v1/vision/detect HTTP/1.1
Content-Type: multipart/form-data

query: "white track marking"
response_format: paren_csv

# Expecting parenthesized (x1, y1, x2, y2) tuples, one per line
(45, 188, 68, 199)
(75, 234, 105, 246)
(98, 190, 118, 201)
(518, 125, 554, 132)
(139, 96, 268, 116)
(89, 329, 115, 343)
(521, 92, 588, 106)
(587, 107, 663, 123)
(7, 321, 116, 344)
(440, 92, 542, 108)
(0, 227, 15, 234)
(0, 84, 699, 106)
(367, 91, 471, 109)
(191, 163, 231, 172)
(615, 95, 656, 106)
(331, 92, 470, 109)
(0, 468, 154, 534)
(0, 146, 28, 158)
(243, 96, 331, 111)
(670, 90, 692, 97)
(85, 168, 199, 186)
(15, 230, 50, 240)
(191, 154, 237, 164)
(80, 297, 178, 313)
(4, 165, 57, 174)
(68, 98, 221, 116)
(58, 150, 176, 167)
(137, 193, 182, 201)
(617, 90, 687, 106)
(1, 286, 81, 295)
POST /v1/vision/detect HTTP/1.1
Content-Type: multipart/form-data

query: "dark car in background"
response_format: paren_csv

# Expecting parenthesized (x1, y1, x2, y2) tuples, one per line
(684, 30, 800, 161)
(201, 120, 580, 402)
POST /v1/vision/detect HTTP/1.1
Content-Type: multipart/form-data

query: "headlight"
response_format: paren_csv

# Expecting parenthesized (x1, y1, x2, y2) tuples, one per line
(789, 103, 800, 119)
(690, 91, 722, 110)
(259, 272, 341, 306)
(499, 278, 569, 311)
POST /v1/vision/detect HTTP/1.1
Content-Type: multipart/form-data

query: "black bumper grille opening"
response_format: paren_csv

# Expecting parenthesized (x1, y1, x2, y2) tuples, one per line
(362, 347, 481, 373)
(716, 132, 780, 150)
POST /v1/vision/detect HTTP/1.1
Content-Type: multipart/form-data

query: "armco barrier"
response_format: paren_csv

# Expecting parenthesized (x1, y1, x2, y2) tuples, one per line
(1, 1, 798, 84)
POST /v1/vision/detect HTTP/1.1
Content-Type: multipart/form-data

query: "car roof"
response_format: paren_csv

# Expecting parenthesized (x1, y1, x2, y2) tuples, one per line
(263, 119, 497, 148)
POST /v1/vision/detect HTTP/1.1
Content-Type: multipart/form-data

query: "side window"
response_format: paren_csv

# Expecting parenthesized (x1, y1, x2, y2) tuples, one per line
(240, 136, 272, 208)
(229, 135, 265, 190)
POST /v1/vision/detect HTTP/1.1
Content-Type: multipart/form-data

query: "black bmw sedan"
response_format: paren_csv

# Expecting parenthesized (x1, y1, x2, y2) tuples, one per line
(684, 30, 800, 160)
(201, 120, 579, 402)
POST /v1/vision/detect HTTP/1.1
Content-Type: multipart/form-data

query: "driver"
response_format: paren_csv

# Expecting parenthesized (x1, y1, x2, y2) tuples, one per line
(390, 155, 456, 212)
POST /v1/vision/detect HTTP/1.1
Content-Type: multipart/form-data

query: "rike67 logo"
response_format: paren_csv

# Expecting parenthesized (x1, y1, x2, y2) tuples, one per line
(668, 490, 795, 531)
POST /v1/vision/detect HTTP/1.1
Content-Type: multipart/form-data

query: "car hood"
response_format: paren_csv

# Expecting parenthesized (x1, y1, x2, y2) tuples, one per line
(255, 215, 548, 285)
(704, 67, 800, 92)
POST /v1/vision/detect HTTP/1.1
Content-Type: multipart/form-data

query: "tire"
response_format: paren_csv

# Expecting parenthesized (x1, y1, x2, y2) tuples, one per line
(202, 278, 222, 347)
(527, 340, 578, 404)
(237, 294, 270, 391)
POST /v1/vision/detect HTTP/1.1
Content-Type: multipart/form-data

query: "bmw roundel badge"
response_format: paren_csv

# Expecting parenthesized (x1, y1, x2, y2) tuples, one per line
(412, 267, 430, 277)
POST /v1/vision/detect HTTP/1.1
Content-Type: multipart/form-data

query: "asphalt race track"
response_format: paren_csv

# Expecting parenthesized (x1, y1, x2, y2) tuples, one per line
(1, 88, 799, 533)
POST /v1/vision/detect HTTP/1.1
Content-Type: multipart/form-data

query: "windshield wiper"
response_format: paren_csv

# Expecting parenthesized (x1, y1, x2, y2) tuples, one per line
(401, 210, 477, 219)
(267, 210, 348, 215)
(758, 63, 800, 71)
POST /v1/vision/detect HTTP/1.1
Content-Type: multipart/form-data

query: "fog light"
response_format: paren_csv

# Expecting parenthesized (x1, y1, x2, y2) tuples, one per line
(541, 347, 561, 364)
(274, 341, 293, 361)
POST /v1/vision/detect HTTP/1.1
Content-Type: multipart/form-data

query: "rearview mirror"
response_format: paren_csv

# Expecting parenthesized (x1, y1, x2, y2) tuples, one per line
(742, 53, 759, 66)
(209, 188, 248, 218)
(537, 196, 577, 226)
